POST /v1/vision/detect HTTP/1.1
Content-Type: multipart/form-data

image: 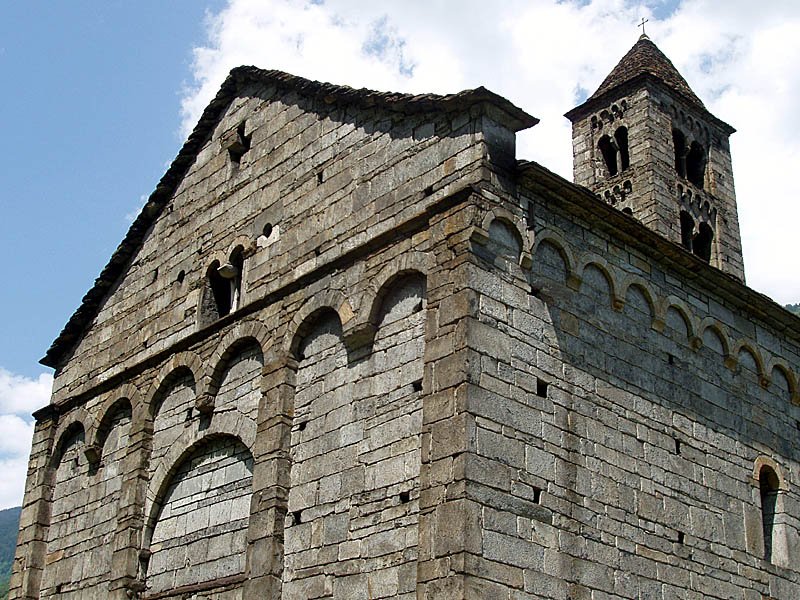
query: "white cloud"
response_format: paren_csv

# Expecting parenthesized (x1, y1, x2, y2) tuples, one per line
(0, 415, 35, 457)
(0, 368, 52, 416)
(0, 455, 29, 512)
(0, 368, 51, 509)
(182, 0, 800, 304)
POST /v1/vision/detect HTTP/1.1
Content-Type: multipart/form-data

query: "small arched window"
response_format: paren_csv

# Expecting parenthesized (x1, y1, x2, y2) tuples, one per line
(680, 211, 695, 252)
(598, 135, 618, 176)
(693, 222, 713, 263)
(228, 246, 245, 312)
(201, 248, 245, 324)
(207, 260, 232, 318)
(686, 141, 706, 188)
(614, 126, 629, 171)
(672, 129, 687, 178)
(759, 465, 780, 563)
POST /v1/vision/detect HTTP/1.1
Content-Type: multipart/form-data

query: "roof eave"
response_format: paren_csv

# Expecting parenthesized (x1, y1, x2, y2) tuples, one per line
(564, 73, 735, 135)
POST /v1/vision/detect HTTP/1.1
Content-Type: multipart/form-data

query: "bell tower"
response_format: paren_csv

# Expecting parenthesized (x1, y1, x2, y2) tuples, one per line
(565, 34, 744, 281)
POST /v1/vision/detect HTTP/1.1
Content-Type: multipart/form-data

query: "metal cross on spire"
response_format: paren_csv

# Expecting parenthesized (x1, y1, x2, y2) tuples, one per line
(638, 17, 649, 36)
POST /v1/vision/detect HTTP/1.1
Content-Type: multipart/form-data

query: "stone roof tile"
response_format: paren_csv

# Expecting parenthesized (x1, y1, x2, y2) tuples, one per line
(589, 34, 704, 107)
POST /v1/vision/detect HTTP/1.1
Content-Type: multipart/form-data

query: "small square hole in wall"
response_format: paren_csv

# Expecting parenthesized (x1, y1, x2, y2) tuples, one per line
(667, 353, 675, 365)
(536, 379, 549, 398)
(399, 491, 411, 504)
(677, 531, 685, 544)
(533, 487, 542, 504)
(674, 437, 682, 455)
(412, 379, 423, 393)
(795, 420, 800, 432)
(185, 407, 193, 423)
(424, 185, 434, 196)
(297, 420, 307, 432)
(292, 510, 303, 525)
(317, 170, 324, 184)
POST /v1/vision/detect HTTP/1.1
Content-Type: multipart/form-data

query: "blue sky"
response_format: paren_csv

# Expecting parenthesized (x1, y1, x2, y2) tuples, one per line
(1, 1, 223, 379)
(1, 0, 798, 508)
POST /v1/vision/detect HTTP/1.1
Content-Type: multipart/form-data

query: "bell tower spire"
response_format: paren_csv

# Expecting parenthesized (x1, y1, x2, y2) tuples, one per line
(565, 35, 744, 281)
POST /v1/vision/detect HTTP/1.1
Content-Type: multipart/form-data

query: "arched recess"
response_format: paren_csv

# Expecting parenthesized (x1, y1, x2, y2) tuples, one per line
(39, 422, 87, 598)
(768, 361, 798, 403)
(202, 334, 264, 418)
(687, 141, 706, 188)
(79, 400, 132, 596)
(363, 270, 427, 583)
(283, 308, 356, 597)
(733, 341, 766, 383)
(143, 434, 254, 596)
(615, 126, 629, 171)
(576, 258, 623, 310)
(475, 209, 532, 269)
(619, 277, 657, 326)
(149, 366, 197, 466)
(698, 319, 732, 356)
(482, 218, 524, 269)
(284, 290, 351, 358)
(531, 231, 579, 290)
(354, 251, 430, 344)
(598, 134, 618, 176)
(656, 296, 697, 346)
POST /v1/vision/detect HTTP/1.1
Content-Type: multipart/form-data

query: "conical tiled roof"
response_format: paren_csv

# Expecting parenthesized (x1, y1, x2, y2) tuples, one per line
(588, 34, 704, 107)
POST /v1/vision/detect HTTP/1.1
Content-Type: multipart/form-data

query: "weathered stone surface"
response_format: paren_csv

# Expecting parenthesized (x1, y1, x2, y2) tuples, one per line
(11, 41, 800, 600)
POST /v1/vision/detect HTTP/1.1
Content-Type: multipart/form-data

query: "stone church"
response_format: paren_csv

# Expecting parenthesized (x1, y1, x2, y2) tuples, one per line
(11, 34, 800, 599)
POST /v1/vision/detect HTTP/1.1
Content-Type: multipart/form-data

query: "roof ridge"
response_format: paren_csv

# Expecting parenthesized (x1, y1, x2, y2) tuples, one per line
(41, 68, 537, 369)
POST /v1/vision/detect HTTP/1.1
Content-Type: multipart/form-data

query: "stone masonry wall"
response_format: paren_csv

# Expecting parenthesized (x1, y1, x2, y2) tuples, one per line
(51, 83, 494, 402)
(441, 183, 800, 599)
(11, 87, 495, 597)
(13, 74, 799, 600)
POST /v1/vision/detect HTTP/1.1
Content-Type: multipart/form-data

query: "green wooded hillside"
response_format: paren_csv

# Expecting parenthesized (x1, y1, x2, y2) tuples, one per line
(0, 506, 21, 600)
(787, 303, 800, 316)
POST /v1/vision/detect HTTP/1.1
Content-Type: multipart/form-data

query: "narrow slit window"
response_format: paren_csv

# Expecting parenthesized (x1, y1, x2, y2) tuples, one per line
(615, 126, 629, 171)
(759, 466, 780, 563)
(673, 129, 687, 178)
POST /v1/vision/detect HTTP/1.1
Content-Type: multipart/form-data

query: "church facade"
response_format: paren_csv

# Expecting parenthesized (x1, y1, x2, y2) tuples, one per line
(10, 35, 800, 599)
